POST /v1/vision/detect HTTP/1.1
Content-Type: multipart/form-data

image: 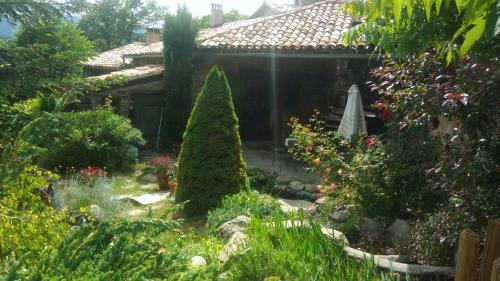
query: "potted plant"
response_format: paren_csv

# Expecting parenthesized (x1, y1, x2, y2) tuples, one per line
(151, 156, 176, 192)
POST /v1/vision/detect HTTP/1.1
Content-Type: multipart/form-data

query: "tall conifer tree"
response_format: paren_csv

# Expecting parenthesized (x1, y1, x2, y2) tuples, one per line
(175, 66, 249, 216)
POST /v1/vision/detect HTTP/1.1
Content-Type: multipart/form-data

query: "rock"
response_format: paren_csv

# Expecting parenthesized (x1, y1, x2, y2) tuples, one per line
(320, 226, 350, 245)
(287, 180, 305, 191)
(142, 173, 157, 183)
(304, 184, 317, 193)
(190, 256, 207, 268)
(309, 192, 325, 202)
(385, 248, 396, 255)
(218, 231, 246, 262)
(329, 210, 349, 223)
(130, 192, 169, 205)
(387, 219, 411, 244)
(89, 204, 103, 220)
(278, 198, 315, 213)
(359, 217, 384, 237)
(315, 196, 327, 205)
(217, 216, 250, 240)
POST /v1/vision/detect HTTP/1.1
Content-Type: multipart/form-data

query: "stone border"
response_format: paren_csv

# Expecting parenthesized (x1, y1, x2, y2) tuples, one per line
(217, 216, 455, 277)
(342, 245, 455, 277)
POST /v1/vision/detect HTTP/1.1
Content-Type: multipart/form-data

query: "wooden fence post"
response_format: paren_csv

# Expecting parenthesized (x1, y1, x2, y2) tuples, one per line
(480, 219, 500, 281)
(456, 228, 480, 281)
(491, 258, 500, 281)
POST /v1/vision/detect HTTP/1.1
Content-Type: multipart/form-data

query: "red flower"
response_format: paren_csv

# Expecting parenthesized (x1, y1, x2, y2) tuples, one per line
(366, 137, 376, 148)
(377, 108, 392, 121)
(79, 167, 105, 182)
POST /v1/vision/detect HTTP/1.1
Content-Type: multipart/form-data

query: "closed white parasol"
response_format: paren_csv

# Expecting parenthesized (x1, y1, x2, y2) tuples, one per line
(337, 84, 367, 139)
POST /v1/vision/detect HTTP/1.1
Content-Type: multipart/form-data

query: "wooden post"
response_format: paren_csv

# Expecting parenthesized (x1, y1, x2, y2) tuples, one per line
(480, 219, 500, 281)
(455, 228, 480, 281)
(491, 258, 500, 281)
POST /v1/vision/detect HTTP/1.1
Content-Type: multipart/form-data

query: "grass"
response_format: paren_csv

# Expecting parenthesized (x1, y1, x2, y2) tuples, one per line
(221, 212, 403, 281)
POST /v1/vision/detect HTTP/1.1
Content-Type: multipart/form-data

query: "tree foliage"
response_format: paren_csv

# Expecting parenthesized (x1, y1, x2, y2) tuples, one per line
(175, 66, 249, 216)
(0, 0, 64, 24)
(163, 6, 198, 143)
(76, 0, 166, 51)
(344, 0, 500, 60)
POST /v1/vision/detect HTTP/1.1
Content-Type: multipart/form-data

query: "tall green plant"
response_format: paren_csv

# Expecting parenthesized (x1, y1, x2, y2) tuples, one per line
(344, 0, 499, 61)
(175, 66, 249, 216)
(163, 6, 198, 143)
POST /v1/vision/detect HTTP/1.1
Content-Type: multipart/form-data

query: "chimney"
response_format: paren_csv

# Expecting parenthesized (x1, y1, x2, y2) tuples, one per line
(210, 3, 223, 27)
(145, 27, 161, 43)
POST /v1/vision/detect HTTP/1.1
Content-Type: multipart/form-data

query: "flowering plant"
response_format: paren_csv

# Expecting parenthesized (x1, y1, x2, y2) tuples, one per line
(79, 167, 105, 183)
(151, 156, 175, 181)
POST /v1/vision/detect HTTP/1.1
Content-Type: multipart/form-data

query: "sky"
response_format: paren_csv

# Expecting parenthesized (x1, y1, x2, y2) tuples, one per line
(160, 0, 291, 17)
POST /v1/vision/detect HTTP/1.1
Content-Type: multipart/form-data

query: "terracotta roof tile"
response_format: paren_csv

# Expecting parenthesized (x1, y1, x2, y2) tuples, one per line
(87, 65, 164, 81)
(84, 0, 366, 68)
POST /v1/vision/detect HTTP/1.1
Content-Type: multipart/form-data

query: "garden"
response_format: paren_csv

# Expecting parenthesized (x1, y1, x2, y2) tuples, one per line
(0, 0, 499, 281)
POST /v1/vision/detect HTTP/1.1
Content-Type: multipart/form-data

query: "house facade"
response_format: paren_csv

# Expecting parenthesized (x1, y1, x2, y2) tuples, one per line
(83, 0, 381, 149)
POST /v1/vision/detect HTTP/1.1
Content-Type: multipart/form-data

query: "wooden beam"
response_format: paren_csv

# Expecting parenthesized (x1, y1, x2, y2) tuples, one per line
(480, 219, 500, 281)
(455, 228, 480, 281)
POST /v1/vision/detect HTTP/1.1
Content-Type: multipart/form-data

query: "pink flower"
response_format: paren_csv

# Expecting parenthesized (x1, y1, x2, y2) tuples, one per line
(367, 137, 376, 148)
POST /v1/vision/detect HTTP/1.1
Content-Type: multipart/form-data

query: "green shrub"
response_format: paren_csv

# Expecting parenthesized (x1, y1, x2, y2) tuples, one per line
(11, 219, 187, 280)
(222, 214, 401, 281)
(175, 66, 249, 216)
(247, 168, 279, 195)
(55, 175, 131, 221)
(206, 190, 281, 234)
(0, 166, 70, 265)
(40, 108, 145, 172)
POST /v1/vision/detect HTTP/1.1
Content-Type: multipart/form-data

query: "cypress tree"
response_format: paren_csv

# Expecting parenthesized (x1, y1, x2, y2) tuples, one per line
(175, 66, 249, 216)
(163, 6, 198, 143)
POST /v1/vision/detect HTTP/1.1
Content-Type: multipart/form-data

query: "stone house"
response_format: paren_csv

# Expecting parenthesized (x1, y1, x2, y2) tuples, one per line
(83, 0, 380, 148)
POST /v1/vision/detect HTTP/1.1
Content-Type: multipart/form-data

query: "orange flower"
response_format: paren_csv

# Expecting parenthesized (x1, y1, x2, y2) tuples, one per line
(316, 185, 324, 193)
(325, 167, 332, 174)
(337, 168, 345, 176)
(312, 158, 321, 165)
(329, 183, 338, 192)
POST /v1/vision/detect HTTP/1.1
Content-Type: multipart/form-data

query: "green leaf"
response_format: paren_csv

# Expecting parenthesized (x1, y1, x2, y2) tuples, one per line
(446, 49, 454, 64)
(435, 0, 443, 14)
(405, 0, 414, 18)
(394, 0, 404, 25)
(423, 0, 433, 20)
(455, 0, 463, 12)
(460, 17, 486, 55)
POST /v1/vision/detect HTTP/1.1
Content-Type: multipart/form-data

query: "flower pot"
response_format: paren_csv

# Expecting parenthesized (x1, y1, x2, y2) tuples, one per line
(168, 182, 176, 193)
(157, 176, 169, 191)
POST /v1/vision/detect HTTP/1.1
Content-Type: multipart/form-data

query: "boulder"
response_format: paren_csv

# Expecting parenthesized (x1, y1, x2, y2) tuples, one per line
(309, 192, 325, 202)
(287, 180, 305, 191)
(315, 196, 327, 205)
(329, 210, 349, 223)
(190, 256, 207, 268)
(142, 173, 157, 183)
(218, 231, 246, 262)
(304, 184, 317, 193)
(387, 219, 411, 244)
(359, 217, 384, 237)
(278, 198, 315, 214)
(217, 216, 250, 240)
(89, 204, 103, 220)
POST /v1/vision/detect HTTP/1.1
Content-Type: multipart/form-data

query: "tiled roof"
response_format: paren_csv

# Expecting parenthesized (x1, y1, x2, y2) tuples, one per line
(87, 65, 164, 81)
(84, 42, 158, 69)
(84, 0, 365, 68)
(249, 3, 298, 19)
(198, 0, 364, 50)
(268, 4, 298, 14)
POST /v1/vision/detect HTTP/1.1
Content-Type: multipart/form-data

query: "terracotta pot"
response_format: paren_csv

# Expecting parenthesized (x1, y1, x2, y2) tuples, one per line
(157, 176, 169, 191)
(168, 182, 176, 193)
